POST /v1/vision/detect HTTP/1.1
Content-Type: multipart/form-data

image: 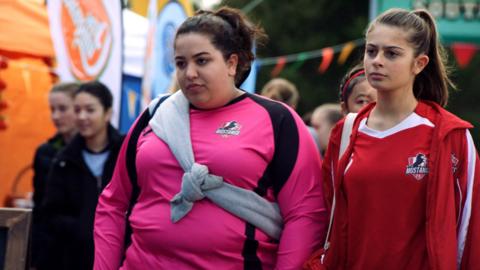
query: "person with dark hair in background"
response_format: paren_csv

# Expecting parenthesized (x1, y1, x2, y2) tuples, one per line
(42, 81, 124, 270)
(31, 82, 79, 270)
(306, 8, 480, 270)
(94, 6, 326, 270)
(338, 62, 377, 115)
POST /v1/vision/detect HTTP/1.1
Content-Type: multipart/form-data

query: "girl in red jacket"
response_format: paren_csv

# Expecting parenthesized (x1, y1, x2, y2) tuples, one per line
(306, 8, 480, 270)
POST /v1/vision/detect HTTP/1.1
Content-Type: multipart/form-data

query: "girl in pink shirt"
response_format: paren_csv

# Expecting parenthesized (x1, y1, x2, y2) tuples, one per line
(94, 7, 327, 270)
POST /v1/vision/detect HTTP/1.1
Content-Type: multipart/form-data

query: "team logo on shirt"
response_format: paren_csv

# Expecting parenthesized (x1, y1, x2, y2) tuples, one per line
(215, 121, 241, 137)
(451, 153, 459, 174)
(406, 153, 429, 180)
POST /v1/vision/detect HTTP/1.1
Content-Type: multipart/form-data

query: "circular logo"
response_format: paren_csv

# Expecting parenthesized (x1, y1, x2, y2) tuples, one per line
(61, 0, 113, 81)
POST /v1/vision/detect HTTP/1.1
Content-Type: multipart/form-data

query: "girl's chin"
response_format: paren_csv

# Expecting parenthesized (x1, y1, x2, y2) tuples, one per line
(187, 95, 210, 106)
(78, 130, 92, 137)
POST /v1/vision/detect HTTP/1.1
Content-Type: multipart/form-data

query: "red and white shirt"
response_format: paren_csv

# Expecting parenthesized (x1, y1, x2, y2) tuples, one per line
(320, 101, 480, 270)
(343, 111, 434, 269)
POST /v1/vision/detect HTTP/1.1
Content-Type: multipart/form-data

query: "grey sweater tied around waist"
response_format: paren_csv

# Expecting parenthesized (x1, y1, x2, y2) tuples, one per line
(148, 91, 283, 240)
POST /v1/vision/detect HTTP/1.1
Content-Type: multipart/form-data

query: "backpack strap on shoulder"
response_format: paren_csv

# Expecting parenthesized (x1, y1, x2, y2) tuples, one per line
(320, 112, 357, 264)
(339, 112, 357, 160)
(124, 94, 170, 249)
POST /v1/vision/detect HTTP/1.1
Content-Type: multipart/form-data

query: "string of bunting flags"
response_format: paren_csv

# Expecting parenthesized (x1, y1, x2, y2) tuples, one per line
(0, 40, 479, 80)
(257, 39, 480, 77)
(257, 39, 365, 77)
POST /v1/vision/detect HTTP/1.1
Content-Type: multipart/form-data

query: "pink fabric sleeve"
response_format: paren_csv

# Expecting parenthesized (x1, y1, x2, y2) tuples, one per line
(93, 129, 134, 270)
(275, 113, 328, 270)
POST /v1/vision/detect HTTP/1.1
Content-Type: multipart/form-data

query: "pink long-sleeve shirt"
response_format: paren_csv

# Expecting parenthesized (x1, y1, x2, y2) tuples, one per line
(94, 93, 327, 270)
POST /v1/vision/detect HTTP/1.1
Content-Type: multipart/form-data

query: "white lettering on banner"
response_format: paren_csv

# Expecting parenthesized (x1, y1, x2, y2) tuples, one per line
(62, 0, 112, 77)
(411, 0, 479, 20)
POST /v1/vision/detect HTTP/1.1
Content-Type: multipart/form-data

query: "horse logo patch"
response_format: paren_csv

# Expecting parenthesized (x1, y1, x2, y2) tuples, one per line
(216, 121, 241, 137)
(406, 153, 429, 180)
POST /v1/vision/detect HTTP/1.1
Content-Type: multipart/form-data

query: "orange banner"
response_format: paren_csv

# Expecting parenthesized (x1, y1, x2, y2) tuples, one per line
(0, 1, 55, 206)
(0, 53, 55, 206)
(0, 1, 54, 58)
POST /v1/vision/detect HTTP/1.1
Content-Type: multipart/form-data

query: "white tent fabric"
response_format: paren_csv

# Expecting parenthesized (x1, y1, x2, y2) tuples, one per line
(123, 9, 148, 77)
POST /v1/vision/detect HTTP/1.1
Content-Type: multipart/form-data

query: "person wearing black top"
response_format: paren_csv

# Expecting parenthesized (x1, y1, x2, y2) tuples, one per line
(31, 82, 79, 270)
(42, 81, 124, 270)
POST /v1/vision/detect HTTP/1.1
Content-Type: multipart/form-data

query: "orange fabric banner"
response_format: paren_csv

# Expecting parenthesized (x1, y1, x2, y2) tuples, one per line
(0, 1, 56, 206)
(0, 52, 55, 207)
(0, 1, 54, 58)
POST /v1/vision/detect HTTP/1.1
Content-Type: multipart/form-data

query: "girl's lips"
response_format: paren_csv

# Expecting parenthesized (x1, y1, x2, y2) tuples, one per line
(78, 124, 89, 130)
(186, 84, 203, 92)
(369, 72, 386, 80)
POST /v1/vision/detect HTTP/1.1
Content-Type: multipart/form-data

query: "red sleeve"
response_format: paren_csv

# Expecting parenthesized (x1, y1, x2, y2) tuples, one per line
(458, 130, 480, 269)
(321, 120, 343, 212)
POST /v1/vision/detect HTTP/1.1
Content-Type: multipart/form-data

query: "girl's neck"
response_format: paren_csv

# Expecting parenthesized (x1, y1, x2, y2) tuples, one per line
(85, 128, 109, 153)
(62, 130, 77, 144)
(368, 86, 418, 131)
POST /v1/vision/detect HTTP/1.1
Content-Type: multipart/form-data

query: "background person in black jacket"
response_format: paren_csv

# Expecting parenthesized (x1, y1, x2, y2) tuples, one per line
(42, 81, 124, 270)
(31, 82, 79, 270)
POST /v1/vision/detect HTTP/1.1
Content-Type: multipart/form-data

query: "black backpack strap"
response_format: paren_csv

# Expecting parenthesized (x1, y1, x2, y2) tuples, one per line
(124, 94, 170, 250)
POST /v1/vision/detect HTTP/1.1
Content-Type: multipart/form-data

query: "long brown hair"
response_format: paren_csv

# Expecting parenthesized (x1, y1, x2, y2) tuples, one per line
(366, 8, 455, 107)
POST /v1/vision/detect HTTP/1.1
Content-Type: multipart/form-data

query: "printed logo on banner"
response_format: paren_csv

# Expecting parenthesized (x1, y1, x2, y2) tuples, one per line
(61, 0, 113, 81)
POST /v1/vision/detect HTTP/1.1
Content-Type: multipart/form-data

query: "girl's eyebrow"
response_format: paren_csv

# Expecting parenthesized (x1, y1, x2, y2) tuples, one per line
(367, 43, 405, 51)
(175, 52, 210, 60)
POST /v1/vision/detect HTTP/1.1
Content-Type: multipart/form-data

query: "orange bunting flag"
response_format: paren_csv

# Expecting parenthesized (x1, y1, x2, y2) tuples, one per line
(451, 43, 478, 69)
(318, 47, 334, 74)
(271, 56, 287, 77)
(337, 42, 355, 65)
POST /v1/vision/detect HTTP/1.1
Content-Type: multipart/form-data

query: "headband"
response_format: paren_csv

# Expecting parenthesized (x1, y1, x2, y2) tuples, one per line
(341, 70, 365, 102)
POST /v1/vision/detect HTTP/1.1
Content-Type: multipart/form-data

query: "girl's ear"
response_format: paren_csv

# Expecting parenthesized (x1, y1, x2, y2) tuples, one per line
(105, 108, 113, 123)
(413, 54, 429, 75)
(227, 54, 239, 77)
(340, 101, 348, 116)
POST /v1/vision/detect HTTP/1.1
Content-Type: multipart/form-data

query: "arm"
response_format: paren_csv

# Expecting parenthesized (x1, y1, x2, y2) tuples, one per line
(94, 97, 168, 269)
(32, 146, 45, 219)
(42, 158, 80, 237)
(458, 130, 480, 269)
(303, 121, 344, 270)
(321, 122, 343, 212)
(274, 112, 328, 270)
(93, 130, 134, 270)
